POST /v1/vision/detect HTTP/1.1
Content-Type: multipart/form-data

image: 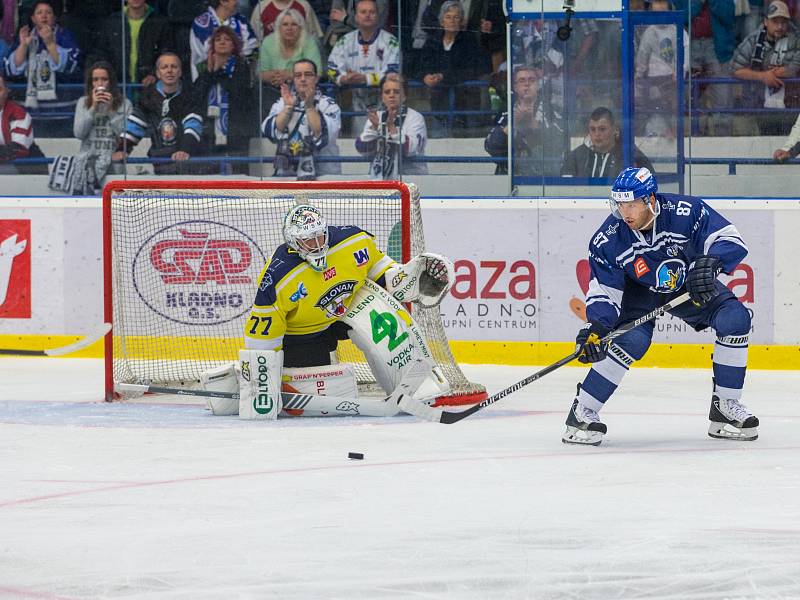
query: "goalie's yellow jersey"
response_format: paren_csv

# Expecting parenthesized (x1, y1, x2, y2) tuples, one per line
(244, 226, 396, 350)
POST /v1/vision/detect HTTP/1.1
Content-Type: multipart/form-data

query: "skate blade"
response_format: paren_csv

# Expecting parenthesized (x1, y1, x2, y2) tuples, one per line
(708, 422, 758, 441)
(562, 425, 604, 446)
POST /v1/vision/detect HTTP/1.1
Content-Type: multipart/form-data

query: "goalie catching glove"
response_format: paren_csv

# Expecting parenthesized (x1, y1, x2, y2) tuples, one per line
(384, 252, 455, 308)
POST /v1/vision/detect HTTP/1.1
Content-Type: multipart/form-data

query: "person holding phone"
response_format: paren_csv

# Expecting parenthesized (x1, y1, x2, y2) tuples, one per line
(48, 61, 132, 193)
(355, 73, 428, 179)
(74, 62, 131, 166)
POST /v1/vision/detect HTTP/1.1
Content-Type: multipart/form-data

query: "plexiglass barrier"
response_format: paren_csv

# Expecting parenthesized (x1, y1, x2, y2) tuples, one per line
(1, 0, 798, 197)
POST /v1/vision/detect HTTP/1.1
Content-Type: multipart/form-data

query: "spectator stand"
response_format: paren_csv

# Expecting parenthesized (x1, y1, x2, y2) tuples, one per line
(508, 3, 687, 195)
(688, 75, 800, 137)
(8, 82, 83, 138)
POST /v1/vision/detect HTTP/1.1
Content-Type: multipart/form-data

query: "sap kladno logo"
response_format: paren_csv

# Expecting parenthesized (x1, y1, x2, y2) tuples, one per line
(133, 220, 265, 325)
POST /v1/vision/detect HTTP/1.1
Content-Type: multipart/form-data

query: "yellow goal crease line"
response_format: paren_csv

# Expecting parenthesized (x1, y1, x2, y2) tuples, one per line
(1, 335, 798, 369)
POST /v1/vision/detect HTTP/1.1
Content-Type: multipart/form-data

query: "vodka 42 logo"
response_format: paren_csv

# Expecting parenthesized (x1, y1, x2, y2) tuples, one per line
(370, 309, 414, 369)
(133, 220, 266, 326)
(370, 310, 409, 351)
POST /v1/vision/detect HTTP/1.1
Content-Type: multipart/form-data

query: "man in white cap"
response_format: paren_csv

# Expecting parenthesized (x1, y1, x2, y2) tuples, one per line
(732, 0, 800, 135)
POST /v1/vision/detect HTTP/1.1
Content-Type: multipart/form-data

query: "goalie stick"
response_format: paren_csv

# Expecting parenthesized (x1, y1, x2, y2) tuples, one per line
(0, 324, 111, 357)
(400, 293, 692, 424)
(116, 357, 433, 418)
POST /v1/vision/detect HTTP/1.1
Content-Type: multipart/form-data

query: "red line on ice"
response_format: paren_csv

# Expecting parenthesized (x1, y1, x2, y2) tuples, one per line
(3, 444, 800, 509)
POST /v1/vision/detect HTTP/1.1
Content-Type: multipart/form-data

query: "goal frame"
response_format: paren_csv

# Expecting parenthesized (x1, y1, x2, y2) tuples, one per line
(102, 179, 485, 406)
(104, 180, 412, 401)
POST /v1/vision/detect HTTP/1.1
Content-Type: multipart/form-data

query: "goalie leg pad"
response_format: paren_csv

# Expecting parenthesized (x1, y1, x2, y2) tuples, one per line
(201, 362, 239, 416)
(282, 363, 358, 399)
(238, 349, 283, 420)
(342, 280, 451, 402)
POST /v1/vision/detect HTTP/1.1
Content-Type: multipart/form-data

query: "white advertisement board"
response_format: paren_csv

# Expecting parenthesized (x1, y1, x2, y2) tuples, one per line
(0, 199, 102, 336)
(0, 197, 790, 347)
(423, 200, 775, 344)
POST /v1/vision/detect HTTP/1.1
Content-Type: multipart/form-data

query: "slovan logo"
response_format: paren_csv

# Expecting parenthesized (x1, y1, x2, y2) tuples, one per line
(132, 220, 266, 326)
(315, 280, 357, 318)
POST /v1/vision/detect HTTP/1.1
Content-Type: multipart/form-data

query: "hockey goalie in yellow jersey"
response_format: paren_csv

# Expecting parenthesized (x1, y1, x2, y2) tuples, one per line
(202, 204, 456, 419)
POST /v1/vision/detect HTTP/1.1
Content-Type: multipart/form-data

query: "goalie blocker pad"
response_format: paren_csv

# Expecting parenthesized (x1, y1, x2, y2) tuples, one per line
(201, 362, 240, 415)
(342, 279, 450, 404)
(384, 252, 454, 308)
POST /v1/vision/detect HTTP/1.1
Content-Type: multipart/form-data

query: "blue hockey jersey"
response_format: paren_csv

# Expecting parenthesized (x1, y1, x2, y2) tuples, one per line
(585, 193, 748, 328)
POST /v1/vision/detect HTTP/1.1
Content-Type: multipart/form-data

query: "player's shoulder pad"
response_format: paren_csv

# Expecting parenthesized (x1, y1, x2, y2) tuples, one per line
(328, 225, 374, 247)
(588, 215, 622, 263)
(658, 192, 702, 214)
(657, 192, 706, 229)
(591, 214, 623, 243)
(255, 244, 303, 305)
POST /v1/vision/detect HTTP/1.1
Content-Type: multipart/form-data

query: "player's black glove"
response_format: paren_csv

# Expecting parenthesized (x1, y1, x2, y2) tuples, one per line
(575, 321, 611, 364)
(685, 255, 723, 307)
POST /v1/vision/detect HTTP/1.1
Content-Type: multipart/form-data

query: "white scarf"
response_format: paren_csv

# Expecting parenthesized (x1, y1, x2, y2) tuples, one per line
(25, 34, 57, 108)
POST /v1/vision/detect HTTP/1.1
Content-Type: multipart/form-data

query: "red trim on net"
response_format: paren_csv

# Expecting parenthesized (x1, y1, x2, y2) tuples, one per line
(398, 181, 411, 264)
(102, 180, 408, 193)
(102, 185, 114, 402)
(432, 390, 489, 407)
(102, 179, 411, 402)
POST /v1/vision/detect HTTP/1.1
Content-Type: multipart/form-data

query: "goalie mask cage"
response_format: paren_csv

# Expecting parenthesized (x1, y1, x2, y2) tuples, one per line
(103, 180, 486, 406)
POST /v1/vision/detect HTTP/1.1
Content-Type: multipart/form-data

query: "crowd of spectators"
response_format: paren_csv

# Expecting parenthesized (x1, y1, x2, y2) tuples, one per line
(0, 0, 510, 179)
(0, 0, 799, 182)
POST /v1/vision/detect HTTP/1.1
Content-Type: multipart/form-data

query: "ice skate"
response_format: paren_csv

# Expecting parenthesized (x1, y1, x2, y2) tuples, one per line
(562, 397, 607, 446)
(708, 396, 759, 441)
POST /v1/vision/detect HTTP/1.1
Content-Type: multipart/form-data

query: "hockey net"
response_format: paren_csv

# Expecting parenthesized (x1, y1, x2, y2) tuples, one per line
(103, 180, 486, 406)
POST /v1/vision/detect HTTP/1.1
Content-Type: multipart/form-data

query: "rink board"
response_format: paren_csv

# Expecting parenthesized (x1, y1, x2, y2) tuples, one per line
(1, 196, 799, 367)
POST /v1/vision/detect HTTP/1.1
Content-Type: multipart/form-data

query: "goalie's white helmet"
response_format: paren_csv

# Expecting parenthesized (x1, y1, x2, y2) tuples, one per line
(283, 204, 329, 271)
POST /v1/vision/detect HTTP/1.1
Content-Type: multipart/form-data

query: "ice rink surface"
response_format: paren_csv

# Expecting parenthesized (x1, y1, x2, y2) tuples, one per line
(1, 359, 799, 600)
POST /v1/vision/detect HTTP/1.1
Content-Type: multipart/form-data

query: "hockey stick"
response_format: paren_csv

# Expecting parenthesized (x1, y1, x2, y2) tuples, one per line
(0, 323, 111, 357)
(116, 357, 432, 418)
(400, 292, 692, 424)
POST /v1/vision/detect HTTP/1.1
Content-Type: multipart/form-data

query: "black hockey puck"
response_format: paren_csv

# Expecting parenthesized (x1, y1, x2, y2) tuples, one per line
(348, 452, 364, 460)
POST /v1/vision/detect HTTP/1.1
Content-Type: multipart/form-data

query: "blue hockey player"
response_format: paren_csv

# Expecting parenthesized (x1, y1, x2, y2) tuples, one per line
(565, 167, 758, 446)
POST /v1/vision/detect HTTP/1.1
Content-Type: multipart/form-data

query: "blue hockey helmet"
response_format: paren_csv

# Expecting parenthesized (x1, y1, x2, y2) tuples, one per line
(609, 167, 659, 219)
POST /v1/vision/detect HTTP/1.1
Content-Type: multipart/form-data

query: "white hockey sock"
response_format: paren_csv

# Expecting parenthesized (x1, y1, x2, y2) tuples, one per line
(714, 334, 749, 369)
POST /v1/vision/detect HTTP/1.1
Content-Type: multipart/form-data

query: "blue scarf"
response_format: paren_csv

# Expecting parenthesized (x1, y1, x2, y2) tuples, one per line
(206, 57, 236, 145)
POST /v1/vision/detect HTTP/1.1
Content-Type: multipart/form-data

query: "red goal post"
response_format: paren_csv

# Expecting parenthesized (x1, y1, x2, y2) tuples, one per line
(103, 179, 486, 407)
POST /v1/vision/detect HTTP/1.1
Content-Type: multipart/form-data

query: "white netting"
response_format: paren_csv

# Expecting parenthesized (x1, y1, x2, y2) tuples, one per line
(105, 181, 485, 405)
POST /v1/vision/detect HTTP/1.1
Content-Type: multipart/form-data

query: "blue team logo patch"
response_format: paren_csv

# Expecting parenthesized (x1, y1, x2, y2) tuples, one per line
(289, 282, 308, 302)
(654, 259, 686, 293)
(354, 248, 369, 266)
(259, 272, 273, 291)
(315, 280, 357, 318)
